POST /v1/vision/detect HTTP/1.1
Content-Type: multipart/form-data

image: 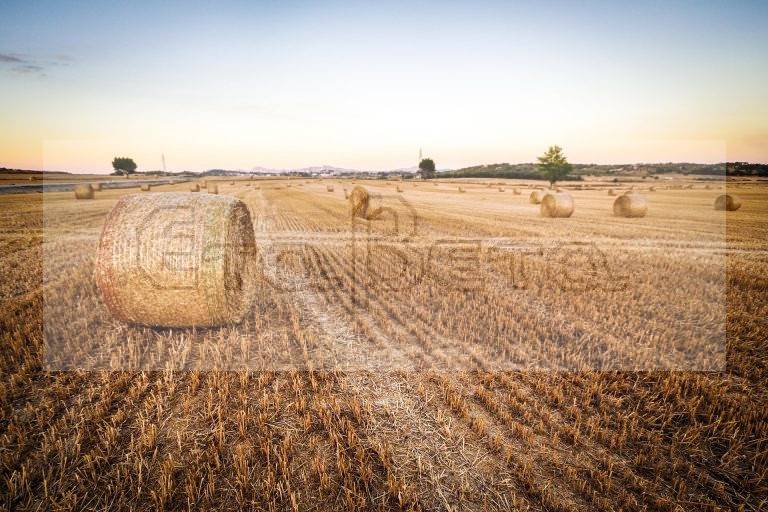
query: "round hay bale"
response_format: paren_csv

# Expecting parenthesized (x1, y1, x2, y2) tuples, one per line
(458, 187, 465, 193)
(540, 192, 574, 218)
(648, 186, 656, 192)
(613, 193, 648, 218)
(94, 192, 257, 327)
(529, 190, 546, 204)
(200, 181, 207, 189)
(396, 186, 403, 193)
(607, 189, 616, 196)
(349, 186, 370, 218)
(327, 185, 335, 192)
(190, 183, 200, 192)
(74, 184, 94, 199)
(208, 184, 218, 194)
(498, 187, 505, 192)
(714, 194, 741, 211)
(92, 183, 102, 191)
(230, 181, 235, 186)
(140, 184, 151, 192)
(704, 184, 711, 189)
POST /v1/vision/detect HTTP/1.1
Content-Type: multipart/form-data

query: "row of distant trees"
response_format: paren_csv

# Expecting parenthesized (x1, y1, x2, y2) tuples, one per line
(420, 145, 571, 185)
(113, 146, 575, 185)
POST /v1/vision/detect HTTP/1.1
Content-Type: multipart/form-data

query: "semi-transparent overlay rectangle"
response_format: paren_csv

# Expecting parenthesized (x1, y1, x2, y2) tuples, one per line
(43, 140, 728, 371)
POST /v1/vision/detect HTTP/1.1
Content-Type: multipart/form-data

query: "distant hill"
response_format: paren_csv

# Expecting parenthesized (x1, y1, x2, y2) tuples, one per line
(442, 162, 767, 180)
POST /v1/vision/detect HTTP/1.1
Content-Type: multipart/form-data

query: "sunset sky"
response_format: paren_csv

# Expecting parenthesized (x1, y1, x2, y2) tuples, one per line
(1, 0, 767, 173)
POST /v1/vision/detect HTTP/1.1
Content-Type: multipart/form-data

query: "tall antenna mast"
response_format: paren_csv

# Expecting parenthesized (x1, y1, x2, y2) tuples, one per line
(418, 147, 422, 163)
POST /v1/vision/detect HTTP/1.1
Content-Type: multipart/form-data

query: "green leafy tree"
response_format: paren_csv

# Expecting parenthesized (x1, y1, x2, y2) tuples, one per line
(112, 157, 137, 175)
(536, 146, 572, 186)
(418, 158, 436, 179)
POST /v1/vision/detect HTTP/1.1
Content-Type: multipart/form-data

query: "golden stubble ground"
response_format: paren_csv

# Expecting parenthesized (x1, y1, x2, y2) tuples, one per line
(1, 177, 766, 511)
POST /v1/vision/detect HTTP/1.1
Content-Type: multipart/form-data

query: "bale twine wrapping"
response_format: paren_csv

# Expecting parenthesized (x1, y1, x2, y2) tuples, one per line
(529, 189, 546, 204)
(327, 185, 335, 192)
(540, 192, 574, 218)
(714, 194, 741, 211)
(613, 193, 648, 218)
(190, 183, 200, 192)
(94, 192, 257, 327)
(141, 184, 151, 192)
(74, 184, 94, 199)
(208, 184, 219, 194)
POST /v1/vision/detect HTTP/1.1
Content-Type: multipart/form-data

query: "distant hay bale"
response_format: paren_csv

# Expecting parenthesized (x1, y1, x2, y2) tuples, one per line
(704, 184, 711, 189)
(92, 183, 102, 191)
(498, 187, 504, 192)
(714, 194, 741, 211)
(608, 189, 616, 196)
(349, 186, 370, 218)
(140, 184, 151, 192)
(94, 192, 257, 327)
(648, 186, 656, 192)
(513, 188, 521, 195)
(200, 181, 207, 189)
(396, 185, 403, 193)
(230, 181, 235, 185)
(458, 187, 465, 193)
(540, 192, 574, 218)
(529, 190, 546, 204)
(327, 185, 335, 192)
(74, 184, 94, 199)
(613, 193, 648, 218)
(208, 184, 218, 194)
(190, 183, 200, 192)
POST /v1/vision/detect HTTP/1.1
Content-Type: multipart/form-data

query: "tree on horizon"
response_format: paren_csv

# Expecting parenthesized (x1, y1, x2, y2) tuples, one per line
(418, 158, 436, 179)
(112, 157, 137, 175)
(536, 146, 572, 186)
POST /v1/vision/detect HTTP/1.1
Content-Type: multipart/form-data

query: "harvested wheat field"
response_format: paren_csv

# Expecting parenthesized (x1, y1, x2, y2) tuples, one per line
(1, 178, 767, 511)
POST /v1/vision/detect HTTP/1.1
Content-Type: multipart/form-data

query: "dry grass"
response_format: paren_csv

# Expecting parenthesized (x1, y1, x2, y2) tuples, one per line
(1, 177, 766, 511)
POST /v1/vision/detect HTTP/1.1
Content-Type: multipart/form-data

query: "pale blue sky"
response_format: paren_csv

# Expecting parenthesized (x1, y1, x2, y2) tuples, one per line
(1, 1, 766, 172)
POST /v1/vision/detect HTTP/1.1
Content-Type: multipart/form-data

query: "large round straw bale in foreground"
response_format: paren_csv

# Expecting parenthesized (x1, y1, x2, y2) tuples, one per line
(190, 183, 200, 192)
(540, 192, 574, 218)
(529, 189, 546, 204)
(349, 186, 370, 218)
(94, 193, 257, 327)
(714, 194, 741, 211)
(74, 184, 94, 199)
(613, 193, 648, 218)
(208, 184, 218, 194)
(140, 184, 151, 192)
